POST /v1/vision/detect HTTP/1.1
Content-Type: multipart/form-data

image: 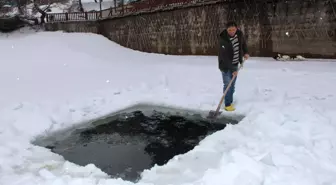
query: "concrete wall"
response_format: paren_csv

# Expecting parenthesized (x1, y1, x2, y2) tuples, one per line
(45, 0, 336, 58)
(44, 21, 99, 33)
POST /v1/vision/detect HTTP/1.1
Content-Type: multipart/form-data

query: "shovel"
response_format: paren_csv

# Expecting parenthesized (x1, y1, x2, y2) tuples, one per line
(207, 64, 243, 120)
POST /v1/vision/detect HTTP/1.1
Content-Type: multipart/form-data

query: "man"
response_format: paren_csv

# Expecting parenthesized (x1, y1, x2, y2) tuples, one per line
(218, 21, 249, 111)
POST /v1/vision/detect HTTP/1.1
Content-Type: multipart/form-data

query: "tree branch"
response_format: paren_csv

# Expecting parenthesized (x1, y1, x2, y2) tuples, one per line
(33, 0, 51, 23)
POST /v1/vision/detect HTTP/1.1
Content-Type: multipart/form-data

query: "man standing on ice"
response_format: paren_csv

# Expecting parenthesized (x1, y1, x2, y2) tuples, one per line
(218, 21, 249, 111)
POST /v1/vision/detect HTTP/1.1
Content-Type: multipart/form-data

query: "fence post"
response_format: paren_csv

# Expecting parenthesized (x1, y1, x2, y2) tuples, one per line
(85, 12, 88, 20)
(65, 13, 68, 21)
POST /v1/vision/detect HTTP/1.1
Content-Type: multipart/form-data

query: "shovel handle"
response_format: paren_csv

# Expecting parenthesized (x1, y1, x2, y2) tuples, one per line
(213, 65, 243, 116)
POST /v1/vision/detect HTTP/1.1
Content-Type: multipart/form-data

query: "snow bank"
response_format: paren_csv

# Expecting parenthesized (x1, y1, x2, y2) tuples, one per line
(0, 30, 336, 185)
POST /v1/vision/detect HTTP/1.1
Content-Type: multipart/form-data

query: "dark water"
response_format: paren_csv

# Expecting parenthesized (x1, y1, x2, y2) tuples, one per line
(43, 110, 232, 182)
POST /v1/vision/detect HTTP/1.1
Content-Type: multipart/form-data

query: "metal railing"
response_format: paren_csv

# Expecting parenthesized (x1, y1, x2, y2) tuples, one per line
(47, 11, 99, 22)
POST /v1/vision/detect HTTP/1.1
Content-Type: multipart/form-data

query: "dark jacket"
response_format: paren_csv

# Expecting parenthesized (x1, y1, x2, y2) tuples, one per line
(218, 29, 248, 72)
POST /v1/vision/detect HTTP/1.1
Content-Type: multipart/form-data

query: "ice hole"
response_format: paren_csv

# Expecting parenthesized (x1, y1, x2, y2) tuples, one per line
(33, 103, 243, 182)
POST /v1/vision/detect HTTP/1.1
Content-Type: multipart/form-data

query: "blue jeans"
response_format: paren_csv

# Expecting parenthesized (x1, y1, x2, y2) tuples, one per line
(221, 70, 237, 107)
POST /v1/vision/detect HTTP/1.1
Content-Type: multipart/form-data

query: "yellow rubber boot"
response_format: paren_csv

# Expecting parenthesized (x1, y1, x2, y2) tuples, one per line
(224, 104, 235, 111)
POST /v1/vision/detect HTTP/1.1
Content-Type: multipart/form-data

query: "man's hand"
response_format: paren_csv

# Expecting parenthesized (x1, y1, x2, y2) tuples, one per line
(244, 54, 250, 60)
(233, 71, 238, 76)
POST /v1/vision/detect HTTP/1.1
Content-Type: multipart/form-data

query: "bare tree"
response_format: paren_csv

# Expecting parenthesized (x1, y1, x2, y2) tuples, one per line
(1, 0, 57, 32)
(15, 0, 30, 15)
(78, 0, 84, 12)
(32, 0, 51, 23)
(0, 1, 5, 9)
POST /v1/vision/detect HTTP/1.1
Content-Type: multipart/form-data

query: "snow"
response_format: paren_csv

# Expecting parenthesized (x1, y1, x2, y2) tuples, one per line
(81, 1, 115, 11)
(46, 3, 73, 13)
(0, 29, 336, 185)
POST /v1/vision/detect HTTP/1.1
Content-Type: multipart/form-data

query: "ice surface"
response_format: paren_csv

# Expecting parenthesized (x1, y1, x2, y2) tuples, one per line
(0, 29, 336, 185)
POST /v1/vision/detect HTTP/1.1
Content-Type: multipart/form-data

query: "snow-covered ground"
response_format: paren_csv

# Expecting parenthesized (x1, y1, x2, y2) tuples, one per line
(0, 29, 336, 185)
(81, 1, 116, 11)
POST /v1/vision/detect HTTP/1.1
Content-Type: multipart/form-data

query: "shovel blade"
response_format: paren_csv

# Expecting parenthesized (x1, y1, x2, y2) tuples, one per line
(207, 110, 222, 119)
